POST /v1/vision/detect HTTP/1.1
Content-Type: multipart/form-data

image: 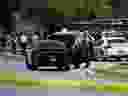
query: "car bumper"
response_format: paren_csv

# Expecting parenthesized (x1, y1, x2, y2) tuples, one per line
(30, 49, 69, 70)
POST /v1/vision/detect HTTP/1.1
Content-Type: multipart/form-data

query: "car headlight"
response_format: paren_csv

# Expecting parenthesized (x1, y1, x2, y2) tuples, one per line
(107, 48, 127, 55)
(20, 35, 28, 43)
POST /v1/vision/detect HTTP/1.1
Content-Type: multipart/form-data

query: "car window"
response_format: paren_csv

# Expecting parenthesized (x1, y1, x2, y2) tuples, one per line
(103, 31, 125, 38)
(35, 40, 65, 49)
(108, 39, 127, 43)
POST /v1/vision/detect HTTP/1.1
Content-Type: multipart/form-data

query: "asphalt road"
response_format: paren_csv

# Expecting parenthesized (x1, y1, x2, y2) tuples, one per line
(0, 54, 127, 96)
(0, 86, 126, 96)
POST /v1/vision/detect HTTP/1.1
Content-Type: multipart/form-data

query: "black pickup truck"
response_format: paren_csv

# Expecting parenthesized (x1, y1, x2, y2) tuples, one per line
(25, 31, 95, 71)
(25, 39, 76, 71)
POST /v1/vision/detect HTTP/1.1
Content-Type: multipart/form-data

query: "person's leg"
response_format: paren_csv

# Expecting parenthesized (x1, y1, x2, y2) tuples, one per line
(80, 61, 96, 80)
(84, 59, 90, 68)
(72, 47, 82, 69)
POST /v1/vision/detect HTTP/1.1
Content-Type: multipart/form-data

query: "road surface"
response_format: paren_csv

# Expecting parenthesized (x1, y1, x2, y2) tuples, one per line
(0, 54, 128, 96)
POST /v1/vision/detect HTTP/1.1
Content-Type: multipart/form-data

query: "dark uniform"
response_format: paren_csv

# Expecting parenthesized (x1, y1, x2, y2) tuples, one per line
(70, 32, 87, 68)
(74, 32, 95, 68)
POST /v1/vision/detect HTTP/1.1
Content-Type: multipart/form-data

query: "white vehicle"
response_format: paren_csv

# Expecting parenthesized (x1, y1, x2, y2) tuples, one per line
(95, 30, 128, 61)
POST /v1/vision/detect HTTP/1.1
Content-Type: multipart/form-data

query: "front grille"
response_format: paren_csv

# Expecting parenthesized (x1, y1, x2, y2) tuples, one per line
(32, 49, 65, 67)
(37, 55, 57, 66)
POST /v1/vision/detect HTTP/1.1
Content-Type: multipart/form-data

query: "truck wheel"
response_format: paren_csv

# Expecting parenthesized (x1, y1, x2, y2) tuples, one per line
(62, 64, 74, 71)
(57, 65, 64, 71)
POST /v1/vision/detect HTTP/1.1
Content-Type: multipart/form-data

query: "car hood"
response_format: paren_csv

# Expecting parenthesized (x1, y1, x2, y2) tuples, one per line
(33, 40, 66, 49)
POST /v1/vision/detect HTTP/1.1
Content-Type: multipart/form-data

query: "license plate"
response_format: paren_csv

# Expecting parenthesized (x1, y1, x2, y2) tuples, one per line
(38, 66, 57, 69)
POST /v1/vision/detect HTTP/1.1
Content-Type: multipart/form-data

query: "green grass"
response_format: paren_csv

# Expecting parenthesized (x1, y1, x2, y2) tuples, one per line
(96, 63, 128, 80)
(0, 63, 128, 93)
